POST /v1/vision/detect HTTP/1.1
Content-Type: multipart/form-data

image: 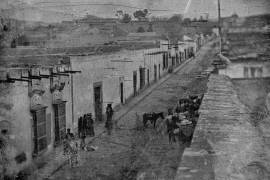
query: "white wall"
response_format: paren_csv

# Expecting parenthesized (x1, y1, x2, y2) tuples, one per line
(70, 48, 167, 126)
(219, 61, 270, 79)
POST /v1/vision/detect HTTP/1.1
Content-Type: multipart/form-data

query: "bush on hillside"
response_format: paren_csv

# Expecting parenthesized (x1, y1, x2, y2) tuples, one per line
(137, 27, 145, 33)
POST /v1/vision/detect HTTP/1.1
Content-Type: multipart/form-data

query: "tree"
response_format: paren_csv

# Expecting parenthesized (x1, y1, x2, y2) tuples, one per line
(168, 15, 183, 23)
(133, 9, 149, 21)
(183, 18, 191, 25)
(115, 10, 124, 19)
(192, 17, 197, 22)
(137, 26, 145, 33)
(121, 13, 132, 23)
(231, 13, 239, 18)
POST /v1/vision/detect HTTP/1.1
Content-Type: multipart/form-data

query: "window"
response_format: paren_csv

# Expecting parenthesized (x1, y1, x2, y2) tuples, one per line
(31, 106, 47, 156)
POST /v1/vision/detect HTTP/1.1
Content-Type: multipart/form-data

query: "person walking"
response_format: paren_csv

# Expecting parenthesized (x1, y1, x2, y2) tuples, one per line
(105, 104, 114, 135)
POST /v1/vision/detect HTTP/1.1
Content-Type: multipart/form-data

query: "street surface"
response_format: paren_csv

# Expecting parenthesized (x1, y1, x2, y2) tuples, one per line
(50, 42, 217, 180)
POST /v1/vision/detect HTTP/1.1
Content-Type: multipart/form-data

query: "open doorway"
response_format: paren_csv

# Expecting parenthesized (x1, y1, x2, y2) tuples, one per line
(158, 64, 161, 78)
(133, 71, 137, 96)
(94, 82, 103, 121)
(139, 67, 145, 89)
(154, 65, 157, 81)
(120, 82, 124, 104)
(147, 69, 150, 85)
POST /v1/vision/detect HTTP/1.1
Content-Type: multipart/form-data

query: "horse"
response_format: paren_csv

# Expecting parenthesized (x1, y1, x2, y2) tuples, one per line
(143, 112, 164, 128)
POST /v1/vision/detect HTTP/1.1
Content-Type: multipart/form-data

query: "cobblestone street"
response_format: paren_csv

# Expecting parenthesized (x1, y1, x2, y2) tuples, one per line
(45, 42, 217, 180)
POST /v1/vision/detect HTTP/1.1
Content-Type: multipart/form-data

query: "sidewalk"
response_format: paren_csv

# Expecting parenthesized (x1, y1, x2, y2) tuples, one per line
(29, 46, 206, 180)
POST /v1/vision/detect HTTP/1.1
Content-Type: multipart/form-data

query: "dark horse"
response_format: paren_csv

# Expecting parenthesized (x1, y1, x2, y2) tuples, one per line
(143, 112, 164, 128)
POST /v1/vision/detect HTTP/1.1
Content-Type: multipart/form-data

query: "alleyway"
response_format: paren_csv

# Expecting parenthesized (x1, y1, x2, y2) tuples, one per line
(49, 42, 217, 180)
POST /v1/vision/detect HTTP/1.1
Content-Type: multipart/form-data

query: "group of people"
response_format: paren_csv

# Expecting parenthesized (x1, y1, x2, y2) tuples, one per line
(78, 113, 95, 150)
(62, 104, 114, 168)
(166, 95, 203, 144)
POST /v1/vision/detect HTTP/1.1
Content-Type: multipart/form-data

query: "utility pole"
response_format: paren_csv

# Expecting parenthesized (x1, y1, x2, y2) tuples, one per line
(217, 0, 222, 54)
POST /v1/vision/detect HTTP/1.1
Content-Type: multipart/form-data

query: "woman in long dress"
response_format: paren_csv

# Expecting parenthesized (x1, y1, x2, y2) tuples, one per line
(105, 104, 114, 135)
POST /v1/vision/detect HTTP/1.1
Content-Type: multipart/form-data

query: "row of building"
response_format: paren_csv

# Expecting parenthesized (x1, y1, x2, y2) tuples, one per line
(0, 35, 208, 176)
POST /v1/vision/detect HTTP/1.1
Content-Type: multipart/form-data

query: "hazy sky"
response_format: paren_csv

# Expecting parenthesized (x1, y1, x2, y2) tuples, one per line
(1, 0, 269, 22)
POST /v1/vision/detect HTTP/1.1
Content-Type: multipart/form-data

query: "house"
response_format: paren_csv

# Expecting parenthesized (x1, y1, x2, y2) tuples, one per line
(0, 55, 72, 176)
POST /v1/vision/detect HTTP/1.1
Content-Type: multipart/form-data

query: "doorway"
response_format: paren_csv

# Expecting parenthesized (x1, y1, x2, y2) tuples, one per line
(154, 65, 157, 81)
(133, 71, 137, 96)
(147, 69, 150, 85)
(120, 82, 124, 104)
(139, 67, 145, 89)
(94, 82, 103, 121)
(53, 101, 66, 146)
(158, 64, 161, 78)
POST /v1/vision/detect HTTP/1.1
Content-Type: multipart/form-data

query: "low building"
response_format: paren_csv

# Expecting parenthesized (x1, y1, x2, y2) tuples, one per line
(0, 55, 72, 176)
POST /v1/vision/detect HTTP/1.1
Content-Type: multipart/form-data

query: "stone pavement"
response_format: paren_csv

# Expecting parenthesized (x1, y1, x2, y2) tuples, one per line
(175, 74, 270, 180)
(28, 44, 206, 180)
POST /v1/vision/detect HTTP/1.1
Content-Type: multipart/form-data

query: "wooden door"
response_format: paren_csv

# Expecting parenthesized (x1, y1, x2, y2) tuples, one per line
(120, 82, 124, 104)
(158, 64, 161, 78)
(139, 67, 145, 89)
(133, 71, 137, 96)
(53, 101, 66, 146)
(94, 83, 103, 121)
(147, 69, 150, 85)
(154, 65, 157, 81)
(31, 107, 47, 156)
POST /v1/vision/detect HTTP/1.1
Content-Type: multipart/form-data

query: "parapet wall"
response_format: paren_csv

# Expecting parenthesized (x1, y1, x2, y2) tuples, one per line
(175, 74, 270, 180)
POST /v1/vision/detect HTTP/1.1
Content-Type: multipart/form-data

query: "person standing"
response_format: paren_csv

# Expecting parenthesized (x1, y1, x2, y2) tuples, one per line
(63, 129, 74, 155)
(82, 114, 88, 136)
(78, 116, 83, 138)
(87, 113, 95, 137)
(105, 104, 114, 135)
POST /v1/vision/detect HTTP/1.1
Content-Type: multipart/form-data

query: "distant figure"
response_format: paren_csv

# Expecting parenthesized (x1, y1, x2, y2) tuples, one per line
(105, 104, 114, 135)
(78, 116, 83, 138)
(87, 113, 95, 137)
(63, 129, 74, 155)
(68, 137, 79, 168)
(82, 114, 88, 136)
(168, 108, 173, 116)
(65, 128, 74, 140)
(166, 115, 176, 143)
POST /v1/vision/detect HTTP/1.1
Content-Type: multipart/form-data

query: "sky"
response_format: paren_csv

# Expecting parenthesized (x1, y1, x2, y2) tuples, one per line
(0, 0, 269, 22)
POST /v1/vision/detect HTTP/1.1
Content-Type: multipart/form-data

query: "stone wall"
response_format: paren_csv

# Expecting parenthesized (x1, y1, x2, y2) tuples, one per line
(175, 74, 270, 180)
